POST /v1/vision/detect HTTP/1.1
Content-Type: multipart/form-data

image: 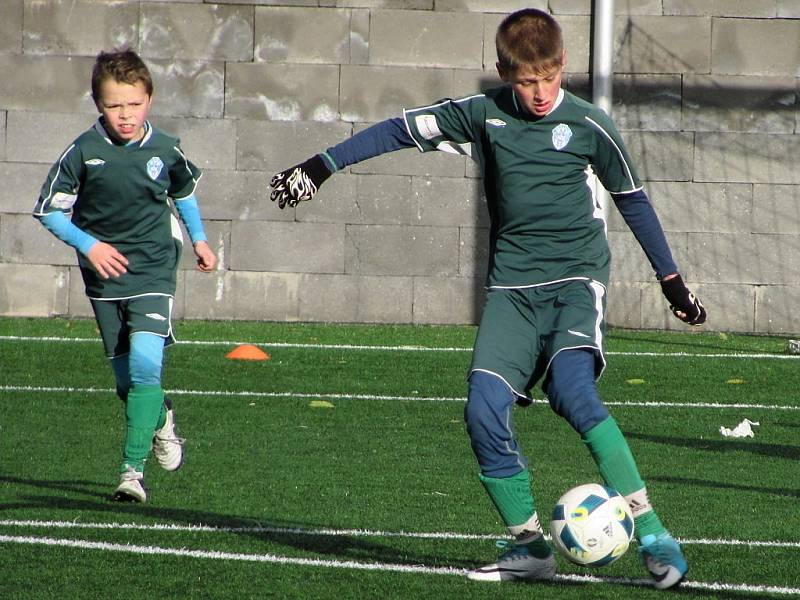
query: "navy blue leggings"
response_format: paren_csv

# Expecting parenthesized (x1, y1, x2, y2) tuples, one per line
(465, 349, 609, 477)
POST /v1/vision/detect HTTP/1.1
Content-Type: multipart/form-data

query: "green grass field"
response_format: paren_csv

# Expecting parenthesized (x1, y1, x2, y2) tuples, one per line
(1, 317, 798, 599)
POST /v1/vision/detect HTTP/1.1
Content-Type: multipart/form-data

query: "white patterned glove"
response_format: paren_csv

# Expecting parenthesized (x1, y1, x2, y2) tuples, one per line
(269, 155, 332, 209)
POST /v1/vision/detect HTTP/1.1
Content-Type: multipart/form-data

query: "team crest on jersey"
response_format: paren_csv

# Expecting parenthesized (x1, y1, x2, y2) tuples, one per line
(485, 118, 507, 128)
(85, 158, 105, 166)
(551, 124, 572, 150)
(146, 156, 164, 180)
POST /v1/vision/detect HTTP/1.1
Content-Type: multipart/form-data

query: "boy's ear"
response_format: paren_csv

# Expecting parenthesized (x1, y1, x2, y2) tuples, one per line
(496, 62, 509, 82)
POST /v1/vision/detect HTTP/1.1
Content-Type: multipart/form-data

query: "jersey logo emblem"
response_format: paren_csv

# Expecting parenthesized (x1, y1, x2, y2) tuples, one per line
(552, 124, 572, 150)
(147, 156, 164, 180)
(485, 118, 507, 128)
(85, 158, 105, 166)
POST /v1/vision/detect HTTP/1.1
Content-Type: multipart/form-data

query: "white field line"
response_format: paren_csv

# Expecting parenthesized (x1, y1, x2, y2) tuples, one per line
(1, 334, 798, 360)
(1, 533, 798, 596)
(2, 519, 799, 550)
(2, 384, 799, 411)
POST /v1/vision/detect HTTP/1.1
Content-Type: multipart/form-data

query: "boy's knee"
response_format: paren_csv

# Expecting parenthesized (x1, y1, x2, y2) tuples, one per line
(128, 332, 164, 387)
(546, 350, 609, 434)
(465, 371, 513, 432)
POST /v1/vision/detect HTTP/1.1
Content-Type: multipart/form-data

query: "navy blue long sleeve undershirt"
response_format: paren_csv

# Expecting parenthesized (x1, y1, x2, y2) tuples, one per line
(612, 189, 678, 279)
(320, 117, 678, 280)
(321, 118, 415, 172)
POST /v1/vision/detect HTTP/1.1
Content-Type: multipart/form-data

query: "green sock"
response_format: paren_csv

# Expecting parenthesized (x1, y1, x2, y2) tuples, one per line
(582, 416, 645, 495)
(479, 470, 552, 557)
(155, 401, 167, 431)
(479, 470, 535, 528)
(582, 416, 666, 540)
(633, 510, 665, 540)
(122, 384, 164, 472)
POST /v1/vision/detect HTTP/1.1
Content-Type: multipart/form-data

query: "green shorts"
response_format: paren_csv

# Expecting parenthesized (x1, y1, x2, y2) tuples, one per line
(469, 279, 607, 399)
(90, 294, 176, 358)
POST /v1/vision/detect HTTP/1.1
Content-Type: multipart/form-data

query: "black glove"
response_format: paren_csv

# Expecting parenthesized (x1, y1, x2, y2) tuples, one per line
(269, 154, 332, 209)
(660, 274, 706, 325)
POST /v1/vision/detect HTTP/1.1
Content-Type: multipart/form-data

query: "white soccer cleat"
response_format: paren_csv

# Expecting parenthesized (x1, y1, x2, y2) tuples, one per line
(152, 407, 185, 471)
(113, 466, 147, 503)
(467, 543, 557, 582)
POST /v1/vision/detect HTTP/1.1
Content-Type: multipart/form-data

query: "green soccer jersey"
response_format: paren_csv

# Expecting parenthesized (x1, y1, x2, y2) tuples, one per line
(403, 87, 642, 288)
(34, 120, 201, 299)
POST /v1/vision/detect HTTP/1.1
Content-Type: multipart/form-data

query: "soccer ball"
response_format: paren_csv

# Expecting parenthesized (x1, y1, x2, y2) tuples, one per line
(549, 483, 635, 567)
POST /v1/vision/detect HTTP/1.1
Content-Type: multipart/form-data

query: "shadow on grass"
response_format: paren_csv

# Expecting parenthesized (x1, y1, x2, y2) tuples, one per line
(0, 475, 110, 500)
(0, 476, 781, 597)
(645, 474, 800, 499)
(607, 330, 784, 356)
(624, 431, 800, 460)
(0, 474, 475, 570)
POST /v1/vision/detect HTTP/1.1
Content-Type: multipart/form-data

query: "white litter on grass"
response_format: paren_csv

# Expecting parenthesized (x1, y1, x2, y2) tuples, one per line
(720, 418, 760, 438)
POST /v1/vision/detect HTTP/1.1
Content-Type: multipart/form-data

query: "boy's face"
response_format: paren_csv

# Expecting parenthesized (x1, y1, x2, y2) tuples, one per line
(498, 52, 565, 118)
(95, 79, 152, 144)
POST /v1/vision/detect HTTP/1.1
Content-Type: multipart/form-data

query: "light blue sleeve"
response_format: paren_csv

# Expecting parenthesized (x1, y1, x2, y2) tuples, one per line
(37, 211, 98, 256)
(174, 194, 208, 244)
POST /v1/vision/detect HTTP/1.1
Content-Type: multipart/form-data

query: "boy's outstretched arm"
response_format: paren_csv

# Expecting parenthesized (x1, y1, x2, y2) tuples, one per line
(613, 189, 706, 325)
(270, 117, 415, 209)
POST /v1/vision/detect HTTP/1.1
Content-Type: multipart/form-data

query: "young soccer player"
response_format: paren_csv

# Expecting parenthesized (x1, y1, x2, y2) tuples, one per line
(269, 8, 704, 590)
(33, 49, 217, 503)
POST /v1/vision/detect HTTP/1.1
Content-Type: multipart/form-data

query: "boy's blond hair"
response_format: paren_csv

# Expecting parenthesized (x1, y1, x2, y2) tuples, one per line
(495, 8, 564, 74)
(91, 49, 153, 104)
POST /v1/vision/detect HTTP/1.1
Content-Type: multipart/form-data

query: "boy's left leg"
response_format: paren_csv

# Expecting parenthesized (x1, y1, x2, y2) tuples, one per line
(113, 295, 182, 502)
(114, 331, 167, 502)
(544, 349, 688, 589)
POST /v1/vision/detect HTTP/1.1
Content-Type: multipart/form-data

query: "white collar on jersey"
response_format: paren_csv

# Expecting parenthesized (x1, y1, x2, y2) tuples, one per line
(94, 118, 153, 147)
(512, 87, 565, 119)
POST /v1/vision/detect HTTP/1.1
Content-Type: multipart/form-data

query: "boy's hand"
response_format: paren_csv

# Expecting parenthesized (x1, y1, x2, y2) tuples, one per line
(660, 274, 706, 325)
(193, 240, 217, 273)
(269, 155, 332, 209)
(87, 241, 128, 279)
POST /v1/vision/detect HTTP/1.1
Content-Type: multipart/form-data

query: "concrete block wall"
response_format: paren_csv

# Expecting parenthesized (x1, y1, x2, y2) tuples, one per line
(1, 0, 798, 334)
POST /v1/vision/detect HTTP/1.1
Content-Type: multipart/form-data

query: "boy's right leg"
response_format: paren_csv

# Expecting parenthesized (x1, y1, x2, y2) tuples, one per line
(464, 370, 556, 582)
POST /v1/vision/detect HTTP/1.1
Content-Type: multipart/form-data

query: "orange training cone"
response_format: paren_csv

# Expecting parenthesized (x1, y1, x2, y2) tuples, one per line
(226, 344, 270, 361)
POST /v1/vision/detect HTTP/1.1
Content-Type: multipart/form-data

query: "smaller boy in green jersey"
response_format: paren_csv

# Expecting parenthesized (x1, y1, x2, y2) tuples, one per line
(269, 8, 705, 591)
(33, 49, 217, 503)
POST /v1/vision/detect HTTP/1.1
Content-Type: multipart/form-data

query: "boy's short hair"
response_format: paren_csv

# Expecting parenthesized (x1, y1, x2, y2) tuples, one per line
(91, 49, 153, 103)
(496, 8, 564, 74)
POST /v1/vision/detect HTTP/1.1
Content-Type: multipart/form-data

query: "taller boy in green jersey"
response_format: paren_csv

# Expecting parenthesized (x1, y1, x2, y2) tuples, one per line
(269, 8, 705, 590)
(34, 49, 217, 503)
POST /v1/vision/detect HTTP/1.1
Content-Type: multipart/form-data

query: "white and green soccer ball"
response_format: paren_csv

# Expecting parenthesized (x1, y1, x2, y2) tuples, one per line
(549, 483, 635, 567)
